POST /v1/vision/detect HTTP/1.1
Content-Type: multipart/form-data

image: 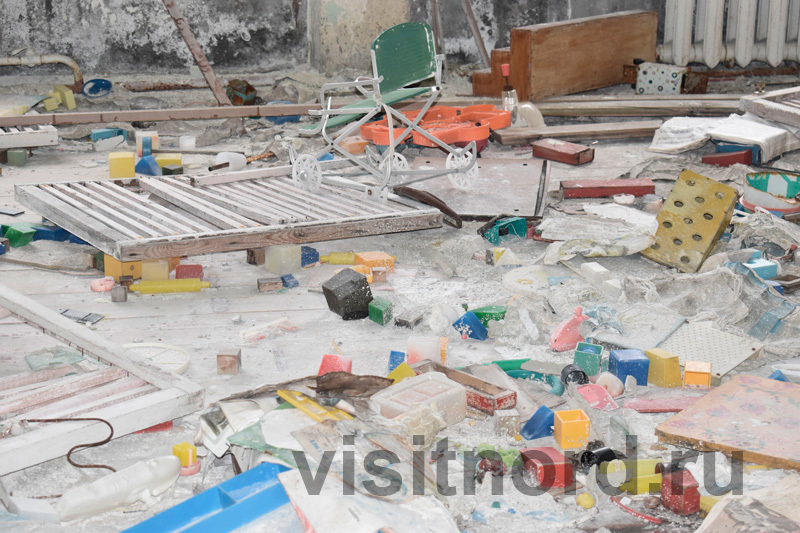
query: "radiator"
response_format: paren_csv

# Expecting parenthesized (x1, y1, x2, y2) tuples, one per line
(660, 0, 800, 67)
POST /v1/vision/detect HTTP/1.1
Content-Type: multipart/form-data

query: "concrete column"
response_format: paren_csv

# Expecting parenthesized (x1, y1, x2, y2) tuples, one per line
(308, 0, 411, 74)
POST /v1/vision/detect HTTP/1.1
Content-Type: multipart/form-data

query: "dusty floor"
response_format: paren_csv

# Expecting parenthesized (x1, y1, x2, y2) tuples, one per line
(1, 67, 800, 532)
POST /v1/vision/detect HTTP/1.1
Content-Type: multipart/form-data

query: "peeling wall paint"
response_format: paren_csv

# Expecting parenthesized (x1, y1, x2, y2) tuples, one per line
(0, 0, 662, 75)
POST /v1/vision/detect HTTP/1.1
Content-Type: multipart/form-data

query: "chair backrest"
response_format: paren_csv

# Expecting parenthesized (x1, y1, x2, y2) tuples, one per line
(371, 22, 437, 94)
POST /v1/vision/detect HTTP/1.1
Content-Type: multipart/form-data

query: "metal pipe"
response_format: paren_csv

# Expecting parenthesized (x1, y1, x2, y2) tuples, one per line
(0, 54, 84, 93)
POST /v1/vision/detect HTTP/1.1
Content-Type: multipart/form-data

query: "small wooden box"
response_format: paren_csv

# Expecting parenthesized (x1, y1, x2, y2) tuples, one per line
(217, 347, 242, 375)
(532, 139, 594, 165)
(257, 277, 283, 292)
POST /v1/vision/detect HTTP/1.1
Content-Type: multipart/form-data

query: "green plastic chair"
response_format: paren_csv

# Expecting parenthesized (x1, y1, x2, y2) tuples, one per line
(293, 22, 478, 197)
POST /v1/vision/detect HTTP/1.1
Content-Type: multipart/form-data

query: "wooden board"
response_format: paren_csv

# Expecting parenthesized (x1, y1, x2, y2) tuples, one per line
(510, 11, 657, 101)
(410, 157, 544, 217)
(15, 177, 442, 261)
(656, 375, 800, 471)
(492, 120, 662, 146)
(740, 85, 800, 128)
(0, 125, 58, 149)
(472, 48, 511, 97)
(0, 283, 204, 475)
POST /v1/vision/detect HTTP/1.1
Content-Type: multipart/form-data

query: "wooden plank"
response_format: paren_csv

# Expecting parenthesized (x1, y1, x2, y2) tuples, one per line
(25, 380, 154, 419)
(0, 365, 74, 392)
(83, 182, 184, 235)
(0, 367, 128, 416)
(209, 183, 301, 223)
(116, 210, 443, 261)
(0, 387, 197, 476)
(157, 177, 279, 225)
(0, 124, 58, 149)
(138, 178, 258, 229)
(511, 11, 657, 101)
(492, 120, 662, 145)
(53, 183, 160, 238)
(190, 158, 359, 187)
(740, 86, 800, 127)
(44, 184, 144, 239)
(534, 99, 738, 117)
(13, 185, 126, 256)
(100, 181, 214, 233)
(253, 180, 358, 219)
(0, 104, 321, 128)
(656, 375, 800, 471)
(223, 182, 316, 221)
(0, 283, 203, 398)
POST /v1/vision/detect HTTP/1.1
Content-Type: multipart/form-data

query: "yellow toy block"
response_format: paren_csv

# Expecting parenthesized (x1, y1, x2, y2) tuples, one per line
(684, 361, 712, 389)
(554, 409, 590, 450)
(334, 265, 372, 283)
(321, 252, 355, 265)
(53, 84, 76, 110)
(645, 348, 682, 388)
(109, 152, 135, 178)
(141, 259, 170, 281)
(48, 91, 63, 104)
(642, 170, 738, 273)
(620, 473, 662, 494)
(388, 362, 416, 384)
(355, 251, 395, 272)
(43, 97, 60, 111)
(104, 254, 142, 281)
(155, 153, 182, 167)
(172, 442, 197, 467)
(602, 458, 662, 494)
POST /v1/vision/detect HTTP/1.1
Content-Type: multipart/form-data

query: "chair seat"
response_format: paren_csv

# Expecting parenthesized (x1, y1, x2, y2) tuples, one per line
(301, 86, 432, 132)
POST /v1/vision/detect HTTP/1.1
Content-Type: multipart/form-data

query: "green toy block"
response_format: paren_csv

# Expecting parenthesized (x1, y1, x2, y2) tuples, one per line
(574, 341, 603, 376)
(471, 305, 507, 327)
(1, 223, 35, 248)
(368, 296, 393, 326)
(162, 164, 184, 175)
(7, 149, 28, 167)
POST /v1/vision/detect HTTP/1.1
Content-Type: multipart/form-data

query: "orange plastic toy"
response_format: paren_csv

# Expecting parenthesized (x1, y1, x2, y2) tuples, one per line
(360, 105, 511, 148)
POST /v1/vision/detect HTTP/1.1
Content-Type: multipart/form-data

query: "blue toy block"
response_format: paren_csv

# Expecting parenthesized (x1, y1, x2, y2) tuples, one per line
(745, 257, 779, 280)
(716, 142, 761, 164)
(32, 224, 69, 242)
(301, 245, 319, 266)
(609, 349, 650, 386)
(135, 155, 161, 176)
(91, 128, 127, 142)
(141, 136, 153, 157)
(124, 462, 293, 533)
(452, 311, 489, 341)
(521, 405, 555, 440)
(769, 369, 788, 382)
(0, 243, 5, 255)
(389, 350, 406, 373)
(280, 273, 299, 288)
(264, 100, 301, 125)
(68, 234, 90, 245)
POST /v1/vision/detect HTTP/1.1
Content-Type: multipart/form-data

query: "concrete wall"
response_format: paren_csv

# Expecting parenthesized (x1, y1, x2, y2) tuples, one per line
(0, 0, 663, 75)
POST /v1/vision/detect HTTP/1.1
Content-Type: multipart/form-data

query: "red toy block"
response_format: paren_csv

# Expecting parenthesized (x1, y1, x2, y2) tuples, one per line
(521, 446, 574, 489)
(559, 178, 655, 199)
(175, 264, 204, 279)
(318, 353, 353, 376)
(661, 469, 700, 515)
(701, 150, 752, 167)
(532, 138, 594, 166)
(135, 420, 174, 434)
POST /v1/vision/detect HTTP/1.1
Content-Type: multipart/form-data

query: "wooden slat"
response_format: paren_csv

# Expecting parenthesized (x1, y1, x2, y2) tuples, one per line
(0, 365, 75, 392)
(53, 183, 160, 238)
(190, 158, 361, 187)
(82, 182, 180, 235)
(138, 178, 258, 229)
(99, 181, 214, 233)
(14, 185, 126, 256)
(24, 379, 153, 419)
(214, 183, 309, 222)
(227, 182, 324, 219)
(158, 178, 278, 225)
(254, 180, 361, 218)
(115, 210, 443, 260)
(45, 184, 144, 239)
(0, 367, 128, 416)
(492, 120, 663, 145)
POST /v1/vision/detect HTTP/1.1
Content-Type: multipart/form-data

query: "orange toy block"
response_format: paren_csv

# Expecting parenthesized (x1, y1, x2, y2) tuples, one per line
(355, 251, 395, 272)
(684, 361, 712, 389)
(554, 409, 590, 450)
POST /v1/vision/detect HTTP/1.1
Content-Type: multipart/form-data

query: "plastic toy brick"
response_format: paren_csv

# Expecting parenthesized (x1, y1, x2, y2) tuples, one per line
(355, 251, 395, 272)
(452, 311, 489, 340)
(574, 341, 603, 376)
(661, 469, 700, 515)
(91, 128, 127, 142)
(368, 296, 393, 326)
(387, 362, 416, 383)
(301, 246, 319, 266)
(521, 405, 554, 440)
(642, 170, 738, 273)
(161, 164, 184, 175)
(532, 138, 594, 165)
(280, 274, 299, 288)
(172, 442, 197, 467)
(155, 153, 182, 167)
(317, 353, 352, 376)
(322, 268, 373, 320)
(1, 223, 35, 247)
(388, 350, 406, 373)
(135, 155, 162, 176)
(108, 152, 135, 178)
(554, 409, 590, 450)
(609, 349, 650, 387)
(645, 348, 682, 388)
(521, 447, 574, 488)
(683, 361, 712, 389)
